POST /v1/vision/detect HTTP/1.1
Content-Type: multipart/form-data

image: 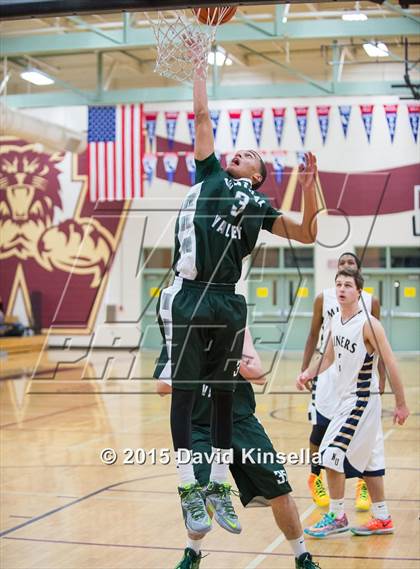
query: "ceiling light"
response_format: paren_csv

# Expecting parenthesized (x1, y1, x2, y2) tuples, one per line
(363, 42, 389, 57)
(20, 69, 54, 86)
(342, 12, 368, 21)
(208, 48, 233, 67)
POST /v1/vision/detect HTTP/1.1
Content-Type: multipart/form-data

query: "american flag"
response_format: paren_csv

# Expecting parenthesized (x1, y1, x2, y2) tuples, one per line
(88, 104, 144, 201)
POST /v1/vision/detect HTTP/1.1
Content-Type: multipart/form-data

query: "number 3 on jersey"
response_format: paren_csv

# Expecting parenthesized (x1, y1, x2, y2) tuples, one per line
(230, 191, 250, 218)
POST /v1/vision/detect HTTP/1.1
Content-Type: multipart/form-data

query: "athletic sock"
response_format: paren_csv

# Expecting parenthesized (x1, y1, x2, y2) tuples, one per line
(372, 501, 389, 520)
(329, 498, 345, 518)
(288, 535, 307, 558)
(209, 447, 232, 483)
(176, 450, 196, 486)
(187, 537, 203, 555)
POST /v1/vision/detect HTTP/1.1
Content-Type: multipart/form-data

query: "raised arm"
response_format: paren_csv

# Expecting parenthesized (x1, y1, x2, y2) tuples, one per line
(271, 152, 318, 243)
(240, 327, 265, 384)
(301, 293, 323, 372)
(193, 68, 214, 161)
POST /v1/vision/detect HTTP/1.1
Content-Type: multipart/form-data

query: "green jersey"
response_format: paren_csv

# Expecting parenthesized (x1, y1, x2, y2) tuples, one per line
(173, 153, 281, 284)
(192, 375, 256, 426)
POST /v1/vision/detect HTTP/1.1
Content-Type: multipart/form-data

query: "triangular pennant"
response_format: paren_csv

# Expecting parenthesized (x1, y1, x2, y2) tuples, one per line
(228, 110, 242, 147)
(163, 153, 178, 184)
(316, 105, 330, 145)
(294, 107, 308, 146)
(408, 104, 420, 143)
(384, 104, 398, 143)
(142, 153, 157, 187)
(360, 105, 374, 143)
(251, 108, 264, 147)
(272, 107, 286, 147)
(187, 112, 195, 146)
(185, 152, 196, 185)
(338, 105, 352, 138)
(271, 151, 287, 185)
(210, 110, 221, 140)
(144, 111, 158, 149)
(165, 111, 179, 150)
(296, 151, 306, 166)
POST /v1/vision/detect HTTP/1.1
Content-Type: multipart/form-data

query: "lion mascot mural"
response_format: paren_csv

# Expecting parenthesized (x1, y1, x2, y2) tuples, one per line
(0, 139, 126, 332)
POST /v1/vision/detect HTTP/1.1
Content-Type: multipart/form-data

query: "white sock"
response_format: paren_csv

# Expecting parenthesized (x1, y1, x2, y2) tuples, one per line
(329, 498, 345, 518)
(372, 501, 389, 520)
(288, 535, 307, 558)
(209, 447, 232, 483)
(187, 537, 203, 555)
(176, 450, 196, 486)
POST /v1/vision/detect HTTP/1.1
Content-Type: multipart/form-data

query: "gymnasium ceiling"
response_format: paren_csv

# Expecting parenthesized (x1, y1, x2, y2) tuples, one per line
(1, 1, 419, 107)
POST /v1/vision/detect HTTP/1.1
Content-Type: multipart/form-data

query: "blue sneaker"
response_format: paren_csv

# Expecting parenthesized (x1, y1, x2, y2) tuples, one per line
(304, 512, 349, 538)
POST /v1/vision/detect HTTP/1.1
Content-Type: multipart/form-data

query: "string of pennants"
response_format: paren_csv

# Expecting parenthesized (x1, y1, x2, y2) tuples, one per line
(145, 103, 420, 150)
(143, 104, 419, 185)
(142, 149, 305, 186)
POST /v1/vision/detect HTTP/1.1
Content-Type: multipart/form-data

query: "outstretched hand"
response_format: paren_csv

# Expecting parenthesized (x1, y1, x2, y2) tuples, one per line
(298, 152, 318, 191)
(182, 31, 207, 79)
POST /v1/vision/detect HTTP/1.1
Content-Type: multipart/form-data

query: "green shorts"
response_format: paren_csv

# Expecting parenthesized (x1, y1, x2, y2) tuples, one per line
(191, 414, 292, 507)
(154, 277, 247, 392)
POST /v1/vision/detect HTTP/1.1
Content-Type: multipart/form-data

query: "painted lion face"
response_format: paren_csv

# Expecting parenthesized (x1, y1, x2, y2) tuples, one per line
(0, 143, 63, 259)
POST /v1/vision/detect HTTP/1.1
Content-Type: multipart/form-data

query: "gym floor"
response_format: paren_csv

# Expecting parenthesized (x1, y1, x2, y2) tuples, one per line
(1, 348, 419, 568)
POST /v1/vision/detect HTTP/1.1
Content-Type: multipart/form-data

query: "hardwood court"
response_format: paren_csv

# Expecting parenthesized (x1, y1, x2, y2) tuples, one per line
(0, 347, 419, 569)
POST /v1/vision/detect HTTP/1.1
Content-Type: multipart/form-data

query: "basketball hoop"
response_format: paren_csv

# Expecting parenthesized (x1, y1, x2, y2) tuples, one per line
(145, 7, 235, 83)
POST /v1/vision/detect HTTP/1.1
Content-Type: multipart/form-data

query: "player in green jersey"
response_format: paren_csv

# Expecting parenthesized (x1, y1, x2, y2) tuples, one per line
(156, 329, 320, 569)
(154, 56, 319, 537)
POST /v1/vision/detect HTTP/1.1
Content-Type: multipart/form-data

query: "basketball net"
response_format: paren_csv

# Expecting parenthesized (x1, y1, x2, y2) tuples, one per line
(146, 8, 232, 83)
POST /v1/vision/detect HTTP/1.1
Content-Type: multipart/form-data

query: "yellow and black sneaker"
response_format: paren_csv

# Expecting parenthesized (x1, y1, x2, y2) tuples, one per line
(308, 473, 329, 508)
(355, 479, 371, 512)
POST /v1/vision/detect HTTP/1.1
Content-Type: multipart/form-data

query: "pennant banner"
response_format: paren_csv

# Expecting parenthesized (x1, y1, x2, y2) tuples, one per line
(210, 110, 221, 140)
(187, 112, 195, 147)
(384, 104, 398, 143)
(338, 105, 352, 138)
(296, 151, 306, 166)
(408, 104, 420, 143)
(142, 153, 157, 187)
(145, 111, 158, 150)
(272, 107, 286, 147)
(185, 152, 196, 185)
(229, 110, 242, 147)
(360, 105, 374, 143)
(316, 105, 330, 145)
(271, 151, 287, 185)
(163, 152, 178, 184)
(251, 108, 264, 147)
(165, 111, 179, 150)
(294, 106, 308, 146)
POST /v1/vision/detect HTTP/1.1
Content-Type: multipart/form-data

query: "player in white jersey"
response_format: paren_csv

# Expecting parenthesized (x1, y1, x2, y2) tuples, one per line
(297, 268, 409, 538)
(301, 252, 384, 510)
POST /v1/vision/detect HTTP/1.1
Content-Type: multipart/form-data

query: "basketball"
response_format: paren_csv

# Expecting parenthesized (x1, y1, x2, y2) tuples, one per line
(194, 6, 237, 26)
